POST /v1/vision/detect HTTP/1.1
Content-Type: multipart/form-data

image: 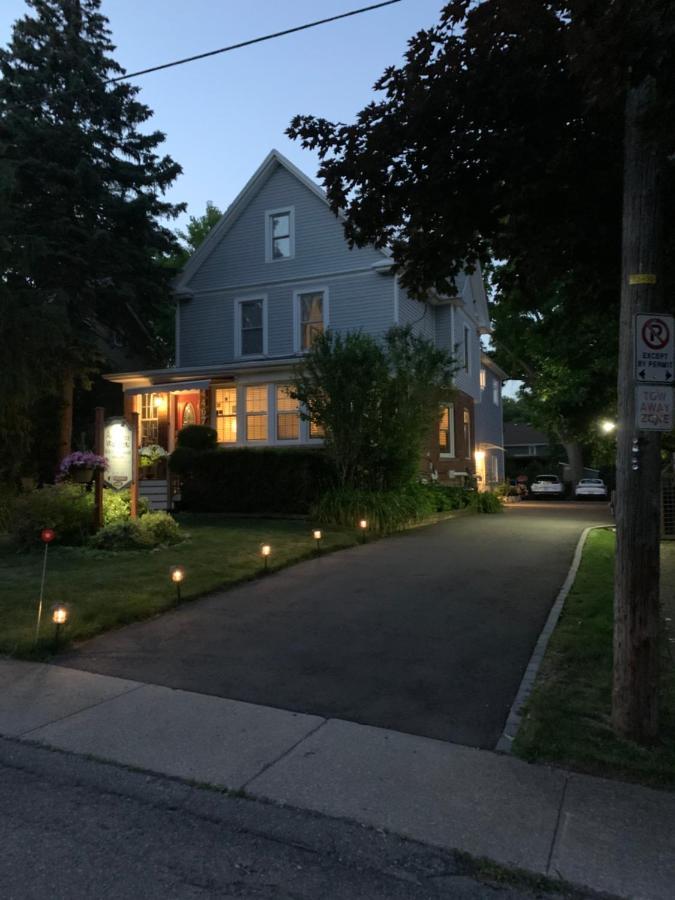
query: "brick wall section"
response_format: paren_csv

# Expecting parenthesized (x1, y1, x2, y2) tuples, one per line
(422, 391, 475, 481)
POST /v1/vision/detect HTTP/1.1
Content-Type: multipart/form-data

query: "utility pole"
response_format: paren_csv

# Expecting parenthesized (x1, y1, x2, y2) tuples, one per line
(612, 77, 664, 743)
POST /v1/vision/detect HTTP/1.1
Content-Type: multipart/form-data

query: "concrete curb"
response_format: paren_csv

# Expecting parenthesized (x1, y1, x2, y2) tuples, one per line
(495, 525, 604, 754)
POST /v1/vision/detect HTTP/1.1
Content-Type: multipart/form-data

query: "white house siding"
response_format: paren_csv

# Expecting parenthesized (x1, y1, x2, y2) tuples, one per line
(475, 366, 505, 485)
(186, 164, 384, 293)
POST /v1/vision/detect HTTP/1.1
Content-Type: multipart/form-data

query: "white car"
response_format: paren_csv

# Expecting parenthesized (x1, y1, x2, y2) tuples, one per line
(530, 475, 565, 498)
(574, 477, 608, 499)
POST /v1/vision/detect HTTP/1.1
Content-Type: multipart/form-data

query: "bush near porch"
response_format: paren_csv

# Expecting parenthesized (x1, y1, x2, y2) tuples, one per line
(171, 447, 335, 514)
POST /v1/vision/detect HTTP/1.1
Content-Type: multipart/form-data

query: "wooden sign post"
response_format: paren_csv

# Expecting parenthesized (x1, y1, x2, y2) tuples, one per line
(93, 407, 105, 531)
(130, 411, 140, 519)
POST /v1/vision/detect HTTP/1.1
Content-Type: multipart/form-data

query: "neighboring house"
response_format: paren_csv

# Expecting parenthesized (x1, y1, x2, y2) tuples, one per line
(503, 423, 553, 462)
(105, 150, 504, 497)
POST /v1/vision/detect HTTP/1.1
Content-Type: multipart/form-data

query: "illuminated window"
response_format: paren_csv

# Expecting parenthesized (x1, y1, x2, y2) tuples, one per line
(276, 386, 299, 440)
(214, 387, 237, 443)
(439, 403, 455, 457)
(246, 385, 268, 441)
(480, 368, 486, 391)
(297, 290, 325, 351)
(140, 393, 159, 446)
(182, 401, 196, 428)
(309, 418, 325, 439)
(463, 408, 471, 457)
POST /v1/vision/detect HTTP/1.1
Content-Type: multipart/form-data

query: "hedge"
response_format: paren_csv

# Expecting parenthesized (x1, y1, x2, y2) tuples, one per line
(171, 447, 335, 514)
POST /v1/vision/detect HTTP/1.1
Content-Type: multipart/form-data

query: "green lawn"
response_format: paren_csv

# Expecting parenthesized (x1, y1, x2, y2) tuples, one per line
(0, 515, 358, 659)
(513, 528, 675, 790)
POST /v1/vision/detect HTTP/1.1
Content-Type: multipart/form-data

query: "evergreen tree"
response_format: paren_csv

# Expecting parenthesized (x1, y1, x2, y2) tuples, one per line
(0, 0, 184, 476)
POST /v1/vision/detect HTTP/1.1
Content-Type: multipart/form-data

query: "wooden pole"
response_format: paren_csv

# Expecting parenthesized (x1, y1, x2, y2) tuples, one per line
(612, 78, 663, 744)
(130, 411, 139, 520)
(93, 406, 105, 532)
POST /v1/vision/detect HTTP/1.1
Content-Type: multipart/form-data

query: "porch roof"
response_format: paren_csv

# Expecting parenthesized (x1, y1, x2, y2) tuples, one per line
(104, 357, 300, 391)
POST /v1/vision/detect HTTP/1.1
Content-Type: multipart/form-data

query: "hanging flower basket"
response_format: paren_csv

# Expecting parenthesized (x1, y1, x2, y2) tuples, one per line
(139, 444, 168, 478)
(58, 451, 107, 484)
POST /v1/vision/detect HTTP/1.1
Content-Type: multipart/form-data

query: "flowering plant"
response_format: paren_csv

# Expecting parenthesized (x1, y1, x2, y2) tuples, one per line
(58, 451, 107, 480)
(139, 444, 169, 467)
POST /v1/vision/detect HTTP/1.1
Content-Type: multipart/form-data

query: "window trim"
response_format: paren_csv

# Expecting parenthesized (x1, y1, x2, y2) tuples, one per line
(265, 206, 295, 263)
(463, 325, 471, 375)
(234, 294, 268, 359)
(213, 385, 238, 445)
(293, 286, 329, 354)
(244, 383, 269, 442)
(439, 402, 455, 459)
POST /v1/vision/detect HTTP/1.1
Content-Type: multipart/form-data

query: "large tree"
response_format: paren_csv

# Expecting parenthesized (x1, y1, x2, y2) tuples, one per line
(0, 0, 184, 476)
(289, 0, 675, 742)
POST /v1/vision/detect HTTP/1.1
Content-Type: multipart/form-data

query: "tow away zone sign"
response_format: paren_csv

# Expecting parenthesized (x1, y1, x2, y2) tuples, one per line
(635, 385, 673, 432)
(635, 313, 674, 383)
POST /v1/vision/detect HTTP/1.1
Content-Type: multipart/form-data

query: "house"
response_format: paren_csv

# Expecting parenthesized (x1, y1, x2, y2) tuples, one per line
(503, 423, 553, 461)
(105, 150, 505, 503)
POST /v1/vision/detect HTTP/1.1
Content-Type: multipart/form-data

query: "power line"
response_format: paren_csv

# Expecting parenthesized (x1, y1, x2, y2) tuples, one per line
(106, 0, 404, 84)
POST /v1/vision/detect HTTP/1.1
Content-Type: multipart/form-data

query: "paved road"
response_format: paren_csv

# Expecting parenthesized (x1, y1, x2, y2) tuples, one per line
(59, 502, 610, 749)
(0, 738, 552, 900)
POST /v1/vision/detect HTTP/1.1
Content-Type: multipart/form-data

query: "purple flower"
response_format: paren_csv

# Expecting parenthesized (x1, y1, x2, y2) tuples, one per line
(58, 451, 108, 480)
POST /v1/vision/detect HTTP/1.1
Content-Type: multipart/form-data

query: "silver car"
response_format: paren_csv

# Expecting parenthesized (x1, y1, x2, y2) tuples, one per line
(574, 477, 608, 499)
(530, 474, 565, 498)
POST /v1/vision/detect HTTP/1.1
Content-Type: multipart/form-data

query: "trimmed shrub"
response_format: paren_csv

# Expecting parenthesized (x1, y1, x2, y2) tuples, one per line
(419, 482, 470, 512)
(468, 490, 503, 513)
(11, 484, 93, 548)
(90, 512, 182, 551)
(176, 424, 217, 451)
(171, 447, 335, 514)
(10, 486, 152, 548)
(313, 484, 433, 533)
(104, 488, 150, 523)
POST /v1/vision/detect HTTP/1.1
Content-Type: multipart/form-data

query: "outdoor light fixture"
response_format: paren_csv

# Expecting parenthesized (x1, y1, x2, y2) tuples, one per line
(474, 449, 486, 463)
(359, 519, 368, 543)
(153, 395, 167, 413)
(601, 420, 616, 434)
(51, 604, 68, 649)
(313, 529, 322, 553)
(261, 544, 271, 571)
(170, 566, 185, 602)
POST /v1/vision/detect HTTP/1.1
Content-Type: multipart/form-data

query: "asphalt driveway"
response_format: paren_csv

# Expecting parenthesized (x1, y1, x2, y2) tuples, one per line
(58, 502, 611, 749)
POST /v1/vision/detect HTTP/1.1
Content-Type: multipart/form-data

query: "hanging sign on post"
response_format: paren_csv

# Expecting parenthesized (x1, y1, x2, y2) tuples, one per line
(104, 417, 133, 490)
(635, 313, 674, 384)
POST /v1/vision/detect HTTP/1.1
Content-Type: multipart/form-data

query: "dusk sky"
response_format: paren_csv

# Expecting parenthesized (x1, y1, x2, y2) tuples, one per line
(0, 1, 446, 226)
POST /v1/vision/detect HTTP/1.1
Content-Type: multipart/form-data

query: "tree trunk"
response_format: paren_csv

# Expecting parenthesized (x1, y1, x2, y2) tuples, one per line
(57, 370, 74, 463)
(612, 79, 663, 744)
(561, 440, 584, 487)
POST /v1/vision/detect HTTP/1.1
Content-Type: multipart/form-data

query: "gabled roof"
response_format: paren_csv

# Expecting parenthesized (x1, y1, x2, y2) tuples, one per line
(172, 149, 392, 294)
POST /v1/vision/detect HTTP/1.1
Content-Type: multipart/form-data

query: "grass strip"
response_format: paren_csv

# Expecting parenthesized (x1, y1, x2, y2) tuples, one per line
(513, 528, 675, 790)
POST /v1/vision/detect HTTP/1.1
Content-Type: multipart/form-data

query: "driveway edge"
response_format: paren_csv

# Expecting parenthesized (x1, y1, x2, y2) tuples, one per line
(495, 525, 604, 754)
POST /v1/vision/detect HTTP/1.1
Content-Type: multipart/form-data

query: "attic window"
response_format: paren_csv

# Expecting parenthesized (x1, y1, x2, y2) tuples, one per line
(266, 207, 294, 261)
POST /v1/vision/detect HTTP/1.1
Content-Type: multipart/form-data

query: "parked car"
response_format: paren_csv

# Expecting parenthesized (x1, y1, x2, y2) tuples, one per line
(530, 474, 565, 499)
(574, 477, 608, 500)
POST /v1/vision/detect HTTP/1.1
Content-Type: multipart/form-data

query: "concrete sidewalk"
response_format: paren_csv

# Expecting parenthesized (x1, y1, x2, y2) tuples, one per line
(2, 659, 673, 899)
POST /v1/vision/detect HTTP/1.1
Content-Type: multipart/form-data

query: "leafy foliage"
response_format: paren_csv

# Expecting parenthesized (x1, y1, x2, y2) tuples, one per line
(288, 0, 675, 459)
(292, 326, 454, 490)
(0, 0, 184, 475)
(467, 490, 503, 514)
(176, 424, 218, 451)
(90, 511, 182, 551)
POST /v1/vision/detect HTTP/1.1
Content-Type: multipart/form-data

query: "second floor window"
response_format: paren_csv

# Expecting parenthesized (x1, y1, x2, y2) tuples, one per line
(298, 290, 325, 351)
(238, 298, 264, 356)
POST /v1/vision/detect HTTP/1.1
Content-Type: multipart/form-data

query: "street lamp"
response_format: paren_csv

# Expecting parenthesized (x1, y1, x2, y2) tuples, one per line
(170, 566, 185, 602)
(312, 529, 322, 553)
(261, 543, 271, 572)
(601, 419, 617, 434)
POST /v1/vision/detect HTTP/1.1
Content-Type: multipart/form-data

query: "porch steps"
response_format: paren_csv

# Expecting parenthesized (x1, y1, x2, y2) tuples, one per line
(139, 480, 170, 511)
